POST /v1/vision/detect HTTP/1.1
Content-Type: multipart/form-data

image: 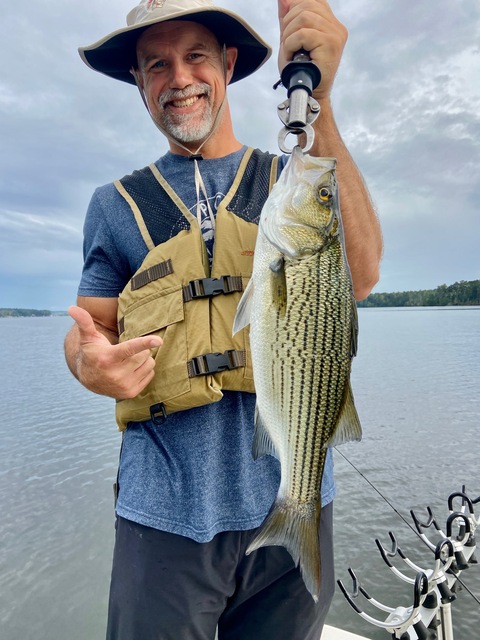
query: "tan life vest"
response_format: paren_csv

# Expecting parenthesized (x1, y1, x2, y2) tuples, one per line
(114, 148, 278, 431)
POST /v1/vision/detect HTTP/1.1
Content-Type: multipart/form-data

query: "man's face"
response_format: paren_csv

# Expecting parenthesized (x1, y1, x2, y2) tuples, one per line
(136, 21, 237, 146)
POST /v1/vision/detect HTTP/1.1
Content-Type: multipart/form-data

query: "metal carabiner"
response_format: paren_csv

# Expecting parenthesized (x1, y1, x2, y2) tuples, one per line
(277, 97, 320, 153)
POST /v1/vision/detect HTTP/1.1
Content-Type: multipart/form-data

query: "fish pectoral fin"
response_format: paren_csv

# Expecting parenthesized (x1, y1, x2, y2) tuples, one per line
(325, 383, 362, 447)
(270, 257, 287, 312)
(232, 277, 254, 335)
(252, 406, 279, 460)
(246, 497, 322, 602)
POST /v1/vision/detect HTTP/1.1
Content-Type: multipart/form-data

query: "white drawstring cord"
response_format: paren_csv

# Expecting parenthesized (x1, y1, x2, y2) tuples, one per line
(193, 158, 216, 230)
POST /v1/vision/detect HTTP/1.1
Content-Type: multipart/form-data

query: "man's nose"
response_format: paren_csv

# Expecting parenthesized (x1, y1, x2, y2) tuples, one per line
(168, 60, 194, 89)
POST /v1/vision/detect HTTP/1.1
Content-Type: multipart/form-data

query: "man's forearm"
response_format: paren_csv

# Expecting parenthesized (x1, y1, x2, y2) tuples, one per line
(311, 99, 383, 300)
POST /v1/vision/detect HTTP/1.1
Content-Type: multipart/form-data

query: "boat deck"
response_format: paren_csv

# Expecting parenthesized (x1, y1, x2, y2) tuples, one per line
(323, 625, 370, 640)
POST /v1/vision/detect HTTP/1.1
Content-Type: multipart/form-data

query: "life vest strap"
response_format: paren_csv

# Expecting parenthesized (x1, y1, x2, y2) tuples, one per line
(130, 258, 174, 291)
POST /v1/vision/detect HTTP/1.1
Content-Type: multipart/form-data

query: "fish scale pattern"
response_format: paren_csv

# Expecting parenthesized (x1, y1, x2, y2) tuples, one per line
(279, 242, 353, 507)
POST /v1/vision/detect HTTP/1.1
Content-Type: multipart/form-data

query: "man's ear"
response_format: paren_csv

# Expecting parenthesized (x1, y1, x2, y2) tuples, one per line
(224, 46, 238, 84)
(130, 66, 144, 90)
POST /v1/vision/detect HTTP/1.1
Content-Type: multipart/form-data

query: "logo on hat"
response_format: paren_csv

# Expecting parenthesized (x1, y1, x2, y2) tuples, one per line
(147, 0, 167, 10)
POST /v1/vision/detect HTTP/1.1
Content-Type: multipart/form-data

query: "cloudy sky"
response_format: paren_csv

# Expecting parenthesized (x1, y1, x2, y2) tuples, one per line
(1, 0, 479, 310)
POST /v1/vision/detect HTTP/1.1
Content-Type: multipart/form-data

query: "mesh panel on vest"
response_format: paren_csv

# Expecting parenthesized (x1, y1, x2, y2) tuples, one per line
(120, 166, 191, 246)
(119, 150, 278, 247)
(227, 149, 278, 224)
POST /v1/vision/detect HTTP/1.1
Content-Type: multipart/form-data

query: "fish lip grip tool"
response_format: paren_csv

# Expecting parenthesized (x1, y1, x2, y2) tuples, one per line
(277, 49, 321, 153)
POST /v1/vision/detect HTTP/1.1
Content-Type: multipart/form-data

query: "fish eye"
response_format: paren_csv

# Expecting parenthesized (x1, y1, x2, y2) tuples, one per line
(317, 186, 333, 202)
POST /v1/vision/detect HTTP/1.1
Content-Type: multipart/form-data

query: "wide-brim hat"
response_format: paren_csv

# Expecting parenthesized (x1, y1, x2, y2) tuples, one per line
(79, 0, 272, 85)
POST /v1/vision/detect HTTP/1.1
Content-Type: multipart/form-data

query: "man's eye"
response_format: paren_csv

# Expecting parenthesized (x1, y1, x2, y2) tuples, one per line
(151, 60, 166, 70)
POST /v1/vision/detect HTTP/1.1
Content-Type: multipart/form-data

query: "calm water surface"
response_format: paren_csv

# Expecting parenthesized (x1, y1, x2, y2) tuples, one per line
(0, 308, 479, 639)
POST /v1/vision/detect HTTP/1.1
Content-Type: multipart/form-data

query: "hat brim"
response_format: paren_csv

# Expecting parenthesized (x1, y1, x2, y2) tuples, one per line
(79, 8, 272, 85)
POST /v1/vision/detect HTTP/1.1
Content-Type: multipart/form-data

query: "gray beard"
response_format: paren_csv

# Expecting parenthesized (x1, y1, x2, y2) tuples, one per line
(157, 84, 214, 144)
(160, 107, 214, 143)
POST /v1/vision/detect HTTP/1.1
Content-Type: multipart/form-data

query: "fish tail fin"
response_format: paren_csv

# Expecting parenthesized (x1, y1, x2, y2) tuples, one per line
(326, 382, 362, 447)
(246, 498, 322, 601)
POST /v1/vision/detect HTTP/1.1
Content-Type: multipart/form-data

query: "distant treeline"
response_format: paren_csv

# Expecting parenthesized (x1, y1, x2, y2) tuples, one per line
(2, 279, 479, 315)
(358, 280, 480, 308)
(0, 308, 52, 318)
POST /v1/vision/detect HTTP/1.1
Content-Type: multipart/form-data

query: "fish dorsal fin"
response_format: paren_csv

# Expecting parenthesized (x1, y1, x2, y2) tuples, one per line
(252, 406, 279, 460)
(325, 383, 362, 447)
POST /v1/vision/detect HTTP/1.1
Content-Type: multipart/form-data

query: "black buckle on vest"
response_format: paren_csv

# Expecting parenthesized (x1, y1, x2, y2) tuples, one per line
(185, 277, 229, 299)
(188, 350, 244, 377)
(150, 402, 167, 425)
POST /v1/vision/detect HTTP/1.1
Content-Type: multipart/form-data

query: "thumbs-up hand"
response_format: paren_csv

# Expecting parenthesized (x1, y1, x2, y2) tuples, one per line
(67, 305, 162, 399)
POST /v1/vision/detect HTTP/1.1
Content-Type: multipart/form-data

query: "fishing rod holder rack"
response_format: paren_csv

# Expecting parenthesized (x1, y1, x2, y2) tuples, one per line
(337, 486, 479, 639)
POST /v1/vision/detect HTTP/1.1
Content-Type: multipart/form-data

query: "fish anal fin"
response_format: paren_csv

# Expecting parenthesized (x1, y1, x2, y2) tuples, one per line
(233, 277, 254, 335)
(246, 498, 322, 602)
(252, 406, 278, 460)
(325, 383, 362, 447)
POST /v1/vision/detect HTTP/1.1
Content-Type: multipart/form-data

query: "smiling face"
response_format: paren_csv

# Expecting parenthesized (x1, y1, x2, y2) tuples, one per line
(135, 21, 238, 152)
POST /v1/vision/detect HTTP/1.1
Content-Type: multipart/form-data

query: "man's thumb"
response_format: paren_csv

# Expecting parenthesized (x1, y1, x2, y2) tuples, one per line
(68, 305, 98, 341)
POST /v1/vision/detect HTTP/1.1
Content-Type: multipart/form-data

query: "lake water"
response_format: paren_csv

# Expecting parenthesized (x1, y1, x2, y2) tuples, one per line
(0, 308, 479, 640)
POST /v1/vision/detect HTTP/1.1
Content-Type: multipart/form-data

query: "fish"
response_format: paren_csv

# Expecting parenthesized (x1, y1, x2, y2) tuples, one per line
(233, 146, 362, 601)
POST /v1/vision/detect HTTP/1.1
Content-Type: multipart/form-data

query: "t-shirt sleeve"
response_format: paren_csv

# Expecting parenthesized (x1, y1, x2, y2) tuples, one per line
(277, 154, 289, 176)
(77, 187, 132, 298)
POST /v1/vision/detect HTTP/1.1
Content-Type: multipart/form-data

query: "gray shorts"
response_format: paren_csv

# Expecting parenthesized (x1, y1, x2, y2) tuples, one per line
(106, 502, 334, 640)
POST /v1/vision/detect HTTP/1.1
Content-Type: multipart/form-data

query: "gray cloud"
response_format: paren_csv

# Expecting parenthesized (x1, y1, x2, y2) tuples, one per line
(1, 0, 479, 309)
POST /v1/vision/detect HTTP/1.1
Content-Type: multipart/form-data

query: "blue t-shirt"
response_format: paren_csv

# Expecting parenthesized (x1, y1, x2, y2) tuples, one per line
(79, 146, 335, 542)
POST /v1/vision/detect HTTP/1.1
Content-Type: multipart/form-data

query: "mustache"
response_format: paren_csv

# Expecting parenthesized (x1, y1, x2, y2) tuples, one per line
(159, 83, 211, 107)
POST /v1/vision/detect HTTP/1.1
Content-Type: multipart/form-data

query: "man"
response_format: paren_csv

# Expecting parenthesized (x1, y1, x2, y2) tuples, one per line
(65, 0, 382, 638)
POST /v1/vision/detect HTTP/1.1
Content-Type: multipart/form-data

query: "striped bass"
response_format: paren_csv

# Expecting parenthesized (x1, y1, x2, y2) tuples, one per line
(233, 146, 362, 601)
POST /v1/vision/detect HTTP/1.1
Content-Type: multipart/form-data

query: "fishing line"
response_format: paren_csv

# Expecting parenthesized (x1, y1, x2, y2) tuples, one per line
(334, 446, 480, 606)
